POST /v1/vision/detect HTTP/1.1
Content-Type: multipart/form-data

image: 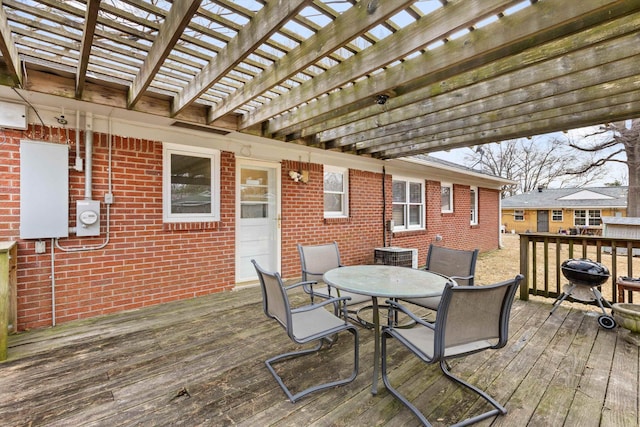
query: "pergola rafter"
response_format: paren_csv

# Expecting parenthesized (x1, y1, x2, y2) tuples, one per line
(0, 3, 21, 87)
(0, 0, 638, 158)
(171, 0, 310, 116)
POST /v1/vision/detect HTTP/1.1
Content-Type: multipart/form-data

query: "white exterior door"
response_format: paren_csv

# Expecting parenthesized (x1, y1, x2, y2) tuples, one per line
(236, 160, 281, 283)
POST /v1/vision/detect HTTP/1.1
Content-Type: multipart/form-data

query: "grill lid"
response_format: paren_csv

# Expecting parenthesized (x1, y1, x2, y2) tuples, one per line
(561, 258, 610, 286)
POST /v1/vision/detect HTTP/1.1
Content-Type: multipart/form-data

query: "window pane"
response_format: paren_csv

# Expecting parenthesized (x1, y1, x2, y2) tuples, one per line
(170, 153, 211, 214)
(409, 182, 422, 203)
(392, 205, 405, 226)
(441, 186, 451, 211)
(392, 181, 406, 202)
(470, 189, 477, 223)
(324, 171, 343, 192)
(241, 204, 268, 218)
(240, 168, 272, 219)
(409, 205, 421, 225)
(324, 193, 343, 212)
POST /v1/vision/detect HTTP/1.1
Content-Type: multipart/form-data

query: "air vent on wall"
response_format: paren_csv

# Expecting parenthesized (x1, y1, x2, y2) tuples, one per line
(171, 121, 231, 135)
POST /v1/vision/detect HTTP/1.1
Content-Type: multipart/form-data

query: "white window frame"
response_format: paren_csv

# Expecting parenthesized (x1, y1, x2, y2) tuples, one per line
(470, 186, 478, 225)
(323, 165, 349, 218)
(552, 209, 563, 221)
(162, 143, 220, 223)
(441, 182, 453, 213)
(392, 177, 425, 232)
(514, 210, 524, 221)
(574, 209, 602, 226)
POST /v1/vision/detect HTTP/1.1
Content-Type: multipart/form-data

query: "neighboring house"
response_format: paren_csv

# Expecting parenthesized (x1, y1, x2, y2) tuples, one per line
(0, 114, 510, 331)
(501, 187, 628, 234)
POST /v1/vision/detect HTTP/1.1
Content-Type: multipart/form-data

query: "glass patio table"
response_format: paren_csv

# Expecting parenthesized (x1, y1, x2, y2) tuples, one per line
(323, 264, 451, 395)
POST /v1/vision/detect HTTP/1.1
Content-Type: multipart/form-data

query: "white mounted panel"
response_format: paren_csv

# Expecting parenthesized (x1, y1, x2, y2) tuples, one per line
(20, 140, 69, 239)
(0, 101, 27, 130)
(76, 199, 101, 236)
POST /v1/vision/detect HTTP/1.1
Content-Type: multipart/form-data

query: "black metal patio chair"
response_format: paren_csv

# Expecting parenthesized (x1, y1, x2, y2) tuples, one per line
(251, 259, 359, 403)
(400, 244, 479, 312)
(382, 274, 524, 426)
(297, 241, 370, 321)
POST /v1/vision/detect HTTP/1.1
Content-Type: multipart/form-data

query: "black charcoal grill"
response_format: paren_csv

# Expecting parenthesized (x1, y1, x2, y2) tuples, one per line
(550, 258, 616, 329)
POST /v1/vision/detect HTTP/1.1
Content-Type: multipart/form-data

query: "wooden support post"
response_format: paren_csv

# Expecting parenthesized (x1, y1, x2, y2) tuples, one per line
(0, 241, 17, 361)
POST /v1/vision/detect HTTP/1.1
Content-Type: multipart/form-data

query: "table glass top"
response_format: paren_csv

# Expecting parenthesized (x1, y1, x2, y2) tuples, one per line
(323, 265, 451, 298)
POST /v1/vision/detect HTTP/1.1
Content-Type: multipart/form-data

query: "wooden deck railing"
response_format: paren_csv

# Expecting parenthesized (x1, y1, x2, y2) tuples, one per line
(519, 232, 640, 303)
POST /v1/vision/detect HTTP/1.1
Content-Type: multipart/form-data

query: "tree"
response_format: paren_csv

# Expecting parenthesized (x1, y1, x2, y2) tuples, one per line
(568, 119, 639, 216)
(464, 136, 605, 198)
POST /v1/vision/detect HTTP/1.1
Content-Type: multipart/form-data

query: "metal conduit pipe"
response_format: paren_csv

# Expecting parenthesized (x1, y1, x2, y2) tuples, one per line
(382, 166, 386, 247)
(84, 112, 93, 199)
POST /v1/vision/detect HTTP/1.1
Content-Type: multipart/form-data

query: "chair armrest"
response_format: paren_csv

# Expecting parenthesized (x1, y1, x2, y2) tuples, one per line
(284, 280, 317, 292)
(385, 299, 435, 330)
(449, 274, 473, 281)
(291, 296, 352, 314)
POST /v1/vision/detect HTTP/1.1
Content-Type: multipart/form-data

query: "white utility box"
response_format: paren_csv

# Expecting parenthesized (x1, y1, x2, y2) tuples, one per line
(0, 101, 27, 130)
(76, 200, 101, 237)
(20, 140, 69, 239)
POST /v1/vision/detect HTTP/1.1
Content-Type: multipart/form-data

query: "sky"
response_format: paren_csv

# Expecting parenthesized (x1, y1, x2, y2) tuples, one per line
(428, 126, 628, 188)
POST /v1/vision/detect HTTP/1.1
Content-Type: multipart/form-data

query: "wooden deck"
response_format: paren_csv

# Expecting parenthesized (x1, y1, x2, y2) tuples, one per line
(1, 285, 638, 426)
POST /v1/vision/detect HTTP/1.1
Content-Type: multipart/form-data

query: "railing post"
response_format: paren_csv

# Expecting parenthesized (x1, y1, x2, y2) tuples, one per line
(520, 235, 530, 301)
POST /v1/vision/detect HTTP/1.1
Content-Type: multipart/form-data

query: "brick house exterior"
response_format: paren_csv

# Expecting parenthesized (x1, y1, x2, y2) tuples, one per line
(1, 118, 507, 331)
(501, 187, 628, 234)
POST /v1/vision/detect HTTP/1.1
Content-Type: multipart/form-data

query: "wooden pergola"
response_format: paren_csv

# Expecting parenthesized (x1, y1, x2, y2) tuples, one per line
(0, 0, 639, 158)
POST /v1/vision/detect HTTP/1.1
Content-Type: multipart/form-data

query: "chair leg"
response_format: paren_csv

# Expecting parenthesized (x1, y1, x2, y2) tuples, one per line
(382, 331, 506, 427)
(439, 359, 506, 427)
(266, 327, 359, 403)
(381, 331, 433, 427)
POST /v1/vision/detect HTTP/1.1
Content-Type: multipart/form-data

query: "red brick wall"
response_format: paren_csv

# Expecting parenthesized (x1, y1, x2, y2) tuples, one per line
(1, 126, 236, 330)
(280, 162, 500, 277)
(280, 161, 386, 277)
(1, 127, 499, 331)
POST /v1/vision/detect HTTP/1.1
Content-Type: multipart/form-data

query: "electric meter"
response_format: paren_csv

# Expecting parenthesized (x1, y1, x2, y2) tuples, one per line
(79, 210, 99, 226)
(76, 200, 101, 236)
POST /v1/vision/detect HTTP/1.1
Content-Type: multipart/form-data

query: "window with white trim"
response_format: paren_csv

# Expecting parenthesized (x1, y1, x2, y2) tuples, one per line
(324, 166, 348, 217)
(163, 143, 220, 223)
(514, 210, 524, 221)
(392, 178, 425, 231)
(574, 209, 602, 226)
(441, 183, 453, 213)
(470, 186, 478, 225)
(552, 210, 563, 221)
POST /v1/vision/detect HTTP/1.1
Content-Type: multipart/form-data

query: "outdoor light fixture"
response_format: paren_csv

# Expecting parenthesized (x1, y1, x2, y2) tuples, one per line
(289, 155, 310, 183)
(289, 169, 308, 183)
(375, 94, 389, 105)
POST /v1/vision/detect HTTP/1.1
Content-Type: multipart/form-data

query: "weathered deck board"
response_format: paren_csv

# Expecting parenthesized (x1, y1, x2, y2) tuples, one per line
(1, 286, 637, 426)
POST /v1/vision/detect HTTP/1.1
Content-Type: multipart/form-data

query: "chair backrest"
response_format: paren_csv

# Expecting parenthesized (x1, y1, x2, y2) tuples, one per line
(426, 244, 479, 286)
(433, 275, 523, 359)
(251, 259, 292, 332)
(297, 241, 342, 282)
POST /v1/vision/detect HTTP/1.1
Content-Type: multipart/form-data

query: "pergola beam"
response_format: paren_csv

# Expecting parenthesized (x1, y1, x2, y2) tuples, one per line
(243, 0, 519, 130)
(264, 0, 638, 138)
(377, 92, 640, 159)
(128, 0, 201, 108)
(314, 11, 640, 145)
(0, 2, 21, 86)
(172, 0, 311, 117)
(75, 0, 101, 99)
(206, 0, 416, 124)
(335, 30, 640, 152)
